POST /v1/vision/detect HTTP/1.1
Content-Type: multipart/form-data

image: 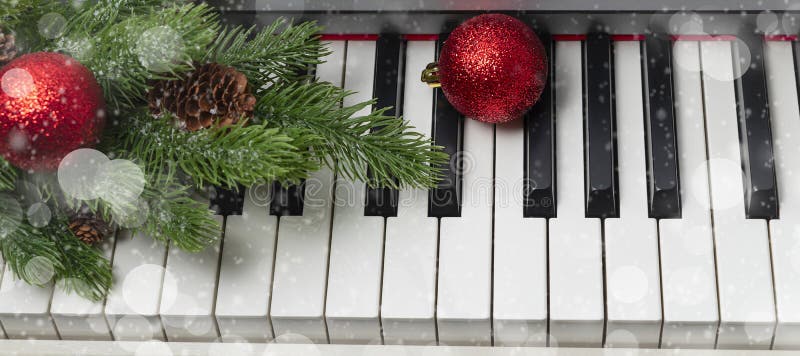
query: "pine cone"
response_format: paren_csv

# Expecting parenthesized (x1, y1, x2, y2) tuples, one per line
(147, 62, 257, 131)
(0, 30, 17, 64)
(68, 212, 111, 246)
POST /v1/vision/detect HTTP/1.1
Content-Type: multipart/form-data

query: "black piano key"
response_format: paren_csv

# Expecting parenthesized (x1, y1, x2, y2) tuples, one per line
(270, 181, 305, 216)
(524, 33, 556, 218)
(642, 34, 682, 219)
(209, 185, 245, 216)
(365, 34, 404, 217)
(584, 33, 619, 218)
(733, 32, 779, 219)
(267, 65, 315, 218)
(429, 34, 464, 218)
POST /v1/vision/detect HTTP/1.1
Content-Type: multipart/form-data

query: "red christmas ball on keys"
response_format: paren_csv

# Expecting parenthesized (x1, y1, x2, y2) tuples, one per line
(0, 52, 105, 171)
(423, 14, 548, 123)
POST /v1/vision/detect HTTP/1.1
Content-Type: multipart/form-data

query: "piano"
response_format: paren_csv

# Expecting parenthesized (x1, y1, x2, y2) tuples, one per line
(3, 1, 800, 354)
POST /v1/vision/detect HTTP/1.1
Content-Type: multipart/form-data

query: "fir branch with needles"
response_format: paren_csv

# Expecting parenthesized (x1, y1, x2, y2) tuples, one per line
(12, 163, 220, 254)
(49, 220, 113, 301)
(1, 0, 72, 53)
(49, 1, 220, 111)
(1, 0, 448, 301)
(0, 157, 16, 191)
(137, 166, 221, 252)
(1, 0, 66, 29)
(0, 0, 33, 25)
(104, 112, 318, 189)
(31, 161, 221, 254)
(63, 0, 175, 35)
(260, 82, 447, 189)
(0, 216, 64, 286)
(0, 195, 111, 301)
(0, 194, 61, 286)
(207, 19, 328, 89)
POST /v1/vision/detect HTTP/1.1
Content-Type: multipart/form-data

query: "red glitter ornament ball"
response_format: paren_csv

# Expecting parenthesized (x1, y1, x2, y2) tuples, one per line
(0, 52, 105, 171)
(439, 14, 547, 123)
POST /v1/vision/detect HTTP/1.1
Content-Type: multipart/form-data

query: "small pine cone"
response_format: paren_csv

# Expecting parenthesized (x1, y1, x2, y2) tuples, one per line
(147, 62, 257, 131)
(0, 30, 17, 64)
(68, 212, 111, 246)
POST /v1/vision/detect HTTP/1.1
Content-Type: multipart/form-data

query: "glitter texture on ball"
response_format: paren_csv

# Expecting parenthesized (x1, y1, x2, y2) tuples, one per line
(0, 52, 106, 171)
(438, 14, 548, 123)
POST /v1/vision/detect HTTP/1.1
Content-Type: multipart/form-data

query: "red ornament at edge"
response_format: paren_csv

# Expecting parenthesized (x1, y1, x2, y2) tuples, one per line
(439, 14, 548, 124)
(0, 52, 106, 171)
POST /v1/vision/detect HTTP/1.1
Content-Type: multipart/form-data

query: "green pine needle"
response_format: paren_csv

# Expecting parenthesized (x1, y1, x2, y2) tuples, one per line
(65, 0, 178, 34)
(18, 164, 221, 255)
(137, 166, 221, 253)
(50, 1, 219, 111)
(0, 157, 16, 191)
(40, 161, 221, 254)
(1, 0, 72, 53)
(49, 221, 113, 301)
(0, 195, 111, 302)
(1, 0, 68, 27)
(208, 19, 328, 89)
(0, 228, 65, 287)
(0, 200, 63, 287)
(1, 1, 449, 302)
(104, 112, 317, 190)
(260, 82, 447, 189)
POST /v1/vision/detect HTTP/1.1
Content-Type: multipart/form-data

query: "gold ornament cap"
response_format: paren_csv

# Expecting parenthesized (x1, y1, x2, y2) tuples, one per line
(421, 62, 441, 88)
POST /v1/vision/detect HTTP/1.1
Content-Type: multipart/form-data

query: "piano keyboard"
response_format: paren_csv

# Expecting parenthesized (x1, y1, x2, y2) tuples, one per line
(3, 32, 800, 352)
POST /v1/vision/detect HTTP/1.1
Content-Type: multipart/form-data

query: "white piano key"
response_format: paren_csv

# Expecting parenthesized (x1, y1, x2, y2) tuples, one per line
(492, 117, 547, 347)
(159, 215, 223, 341)
(381, 40, 439, 346)
(105, 230, 168, 341)
(436, 115, 494, 346)
(215, 187, 277, 343)
(270, 167, 336, 344)
(699, 40, 775, 349)
(269, 40, 342, 345)
(326, 40, 384, 345)
(326, 183, 384, 344)
(764, 39, 800, 350)
(659, 40, 719, 349)
(548, 40, 604, 348)
(603, 40, 661, 348)
(0, 265, 57, 340)
(16, 341, 800, 355)
(50, 231, 118, 340)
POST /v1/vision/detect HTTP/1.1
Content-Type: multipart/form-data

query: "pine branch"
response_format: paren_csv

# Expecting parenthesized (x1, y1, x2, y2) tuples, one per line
(65, 0, 179, 35)
(1, 0, 71, 53)
(208, 19, 328, 89)
(137, 166, 220, 252)
(50, 2, 219, 111)
(0, 0, 30, 24)
(0, 157, 16, 191)
(1, 0, 66, 27)
(103, 112, 317, 189)
(16, 165, 219, 254)
(0, 227, 64, 286)
(49, 220, 113, 301)
(33, 159, 220, 254)
(2, 0, 450, 303)
(0, 196, 63, 286)
(259, 82, 447, 189)
(0, 194, 111, 301)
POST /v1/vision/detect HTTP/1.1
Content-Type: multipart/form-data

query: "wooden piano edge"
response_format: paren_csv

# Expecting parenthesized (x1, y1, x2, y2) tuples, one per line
(0, 340, 795, 356)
